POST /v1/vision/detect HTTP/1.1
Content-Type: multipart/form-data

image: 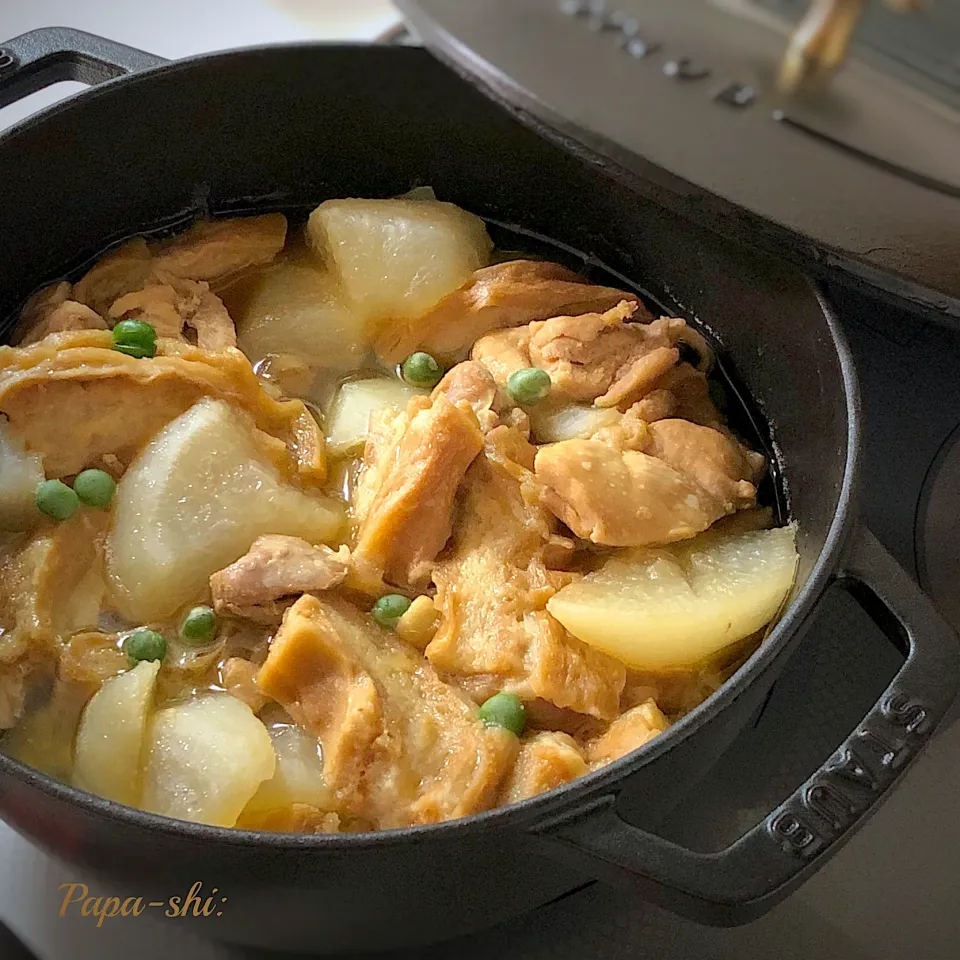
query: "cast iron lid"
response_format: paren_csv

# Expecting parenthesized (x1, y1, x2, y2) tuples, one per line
(398, 0, 960, 329)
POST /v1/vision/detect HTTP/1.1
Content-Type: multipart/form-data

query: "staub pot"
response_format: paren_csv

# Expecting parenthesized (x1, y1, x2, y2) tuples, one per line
(0, 29, 956, 955)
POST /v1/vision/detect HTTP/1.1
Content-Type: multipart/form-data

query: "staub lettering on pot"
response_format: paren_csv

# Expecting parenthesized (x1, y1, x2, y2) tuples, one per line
(767, 812, 824, 858)
(804, 780, 857, 829)
(881, 691, 929, 734)
(768, 691, 933, 857)
(827, 747, 876, 790)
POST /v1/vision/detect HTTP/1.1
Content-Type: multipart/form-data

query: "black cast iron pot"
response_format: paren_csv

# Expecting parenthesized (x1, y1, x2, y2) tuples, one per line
(0, 29, 956, 955)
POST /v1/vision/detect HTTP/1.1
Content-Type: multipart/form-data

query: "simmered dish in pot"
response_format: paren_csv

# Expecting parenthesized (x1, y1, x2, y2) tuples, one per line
(0, 194, 798, 832)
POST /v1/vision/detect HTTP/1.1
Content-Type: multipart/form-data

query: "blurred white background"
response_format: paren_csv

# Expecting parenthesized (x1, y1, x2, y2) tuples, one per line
(0, 0, 400, 130)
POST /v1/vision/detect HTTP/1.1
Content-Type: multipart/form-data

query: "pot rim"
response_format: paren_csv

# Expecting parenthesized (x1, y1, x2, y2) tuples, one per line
(0, 43, 862, 851)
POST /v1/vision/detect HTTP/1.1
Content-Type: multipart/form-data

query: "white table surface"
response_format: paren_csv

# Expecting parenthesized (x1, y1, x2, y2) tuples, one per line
(0, 3, 957, 958)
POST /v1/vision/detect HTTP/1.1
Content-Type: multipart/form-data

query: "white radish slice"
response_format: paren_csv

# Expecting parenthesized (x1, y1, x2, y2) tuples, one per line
(141, 694, 275, 827)
(73, 659, 161, 806)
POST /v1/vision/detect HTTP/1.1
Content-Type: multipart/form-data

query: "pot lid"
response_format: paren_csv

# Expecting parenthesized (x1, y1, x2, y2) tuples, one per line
(397, 0, 960, 328)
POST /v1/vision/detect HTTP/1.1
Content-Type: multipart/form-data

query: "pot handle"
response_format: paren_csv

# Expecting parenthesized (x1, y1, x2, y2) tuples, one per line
(535, 526, 960, 925)
(0, 28, 165, 112)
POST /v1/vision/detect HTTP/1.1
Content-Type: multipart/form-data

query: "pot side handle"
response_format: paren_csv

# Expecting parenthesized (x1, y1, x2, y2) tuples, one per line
(535, 526, 960, 925)
(0, 28, 166, 112)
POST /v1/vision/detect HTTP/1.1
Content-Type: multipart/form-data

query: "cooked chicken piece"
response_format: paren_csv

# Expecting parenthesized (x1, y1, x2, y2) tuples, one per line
(15, 284, 107, 345)
(108, 284, 183, 338)
(26, 302, 107, 342)
(536, 416, 763, 547)
(473, 302, 708, 415)
(646, 419, 763, 513)
(150, 214, 287, 289)
(585, 700, 669, 766)
(254, 353, 315, 398)
(472, 423, 575, 564)
(628, 388, 676, 423)
(395, 595, 440, 651)
(432, 360, 500, 431)
(220, 657, 270, 713)
(622, 668, 725, 718)
(589, 409, 650, 452)
(288, 406, 327, 485)
(502, 405, 532, 438)
(0, 512, 109, 666)
(0, 331, 325, 481)
(535, 439, 727, 547)
(218, 616, 273, 664)
(168, 276, 237, 351)
(499, 731, 588, 803)
(17, 281, 72, 335)
(210, 536, 350, 623)
(525, 709, 604, 752)
(109, 278, 237, 351)
(426, 426, 625, 721)
(651, 362, 722, 427)
(70, 215, 285, 320)
(238, 804, 340, 834)
(256, 594, 518, 828)
(72, 238, 154, 316)
(0, 513, 109, 731)
(471, 326, 532, 388)
(376, 259, 646, 363)
(59, 632, 127, 687)
(349, 405, 408, 528)
(352, 394, 483, 590)
(528, 302, 689, 409)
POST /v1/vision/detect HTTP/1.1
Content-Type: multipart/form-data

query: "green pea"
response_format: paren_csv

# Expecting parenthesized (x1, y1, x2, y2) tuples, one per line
(478, 692, 526, 736)
(401, 352, 443, 388)
(372, 594, 412, 628)
(507, 368, 551, 406)
(180, 605, 217, 644)
(113, 344, 156, 359)
(112, 319, 157, 359)
(73, 469, 116, 508)
(124, 629, 167, 664)
(35, 479, 80, 521)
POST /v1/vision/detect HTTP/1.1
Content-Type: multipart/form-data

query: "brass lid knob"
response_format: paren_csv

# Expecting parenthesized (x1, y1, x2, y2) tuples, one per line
(778, 0, 926, 93)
